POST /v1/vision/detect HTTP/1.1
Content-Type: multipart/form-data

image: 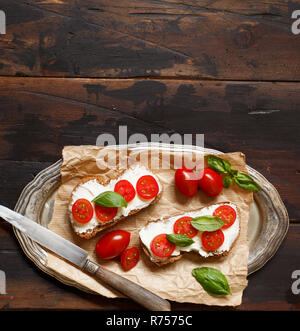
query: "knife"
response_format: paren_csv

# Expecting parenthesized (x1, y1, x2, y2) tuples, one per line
(0, 205, 171, 311)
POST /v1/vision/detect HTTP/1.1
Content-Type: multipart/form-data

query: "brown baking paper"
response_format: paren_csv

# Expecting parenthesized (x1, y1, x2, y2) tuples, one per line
(47, 145, 253, 306)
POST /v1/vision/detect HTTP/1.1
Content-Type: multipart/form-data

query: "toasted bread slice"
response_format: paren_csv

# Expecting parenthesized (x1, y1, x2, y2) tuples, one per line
(139, 202, 240, 266)
(69, 166, 162, 239)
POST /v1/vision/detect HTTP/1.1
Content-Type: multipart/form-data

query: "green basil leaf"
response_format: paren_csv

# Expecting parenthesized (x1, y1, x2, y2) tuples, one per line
(222, 159, 232, 173)
(166, 234, 194, 247)
(191, 216, 224, 232)
(192, 267, 231, 296)
(223, 175, 232, 188)
(92, 191, 128, 207)
(233, 172, 261, 191)
(205, 155, 232, 174)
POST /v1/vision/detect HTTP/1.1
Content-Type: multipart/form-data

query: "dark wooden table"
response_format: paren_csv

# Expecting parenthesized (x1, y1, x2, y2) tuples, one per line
(0, 0, 300, 311)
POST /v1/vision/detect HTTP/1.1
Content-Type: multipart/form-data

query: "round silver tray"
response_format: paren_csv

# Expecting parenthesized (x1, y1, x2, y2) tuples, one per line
(13, 144, 289, 295)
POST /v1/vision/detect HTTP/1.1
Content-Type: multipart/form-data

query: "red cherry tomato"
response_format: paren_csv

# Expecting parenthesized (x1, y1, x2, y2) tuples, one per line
(198, 168, 223, 197)
(114, 179, 136, 203)
(96, 230, 130, 259)
(95, 204, 118, 223)
(213, 205, 237, 229)
(72, 199, 93, 224)
(136, 175, 159, 200)
(175, 167, 198, 198)
(201, 229, 224, 251)
(120, 247, 140, 271)
(173, 216, 198, 238)
(150, 234, 175, 258)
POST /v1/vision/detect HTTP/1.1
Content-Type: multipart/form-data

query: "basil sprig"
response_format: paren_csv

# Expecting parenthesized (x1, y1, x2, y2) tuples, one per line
(166, 234, 194, 247)
(192, 267, 231, 296)
(92, 191, 127, 207)
(191, 216, 224, 232)
(205, 155, 260, 191)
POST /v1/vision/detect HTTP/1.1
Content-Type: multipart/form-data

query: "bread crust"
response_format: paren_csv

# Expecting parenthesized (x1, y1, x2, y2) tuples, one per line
(139, 202, 240, 267)
(69, 174, 162, 239)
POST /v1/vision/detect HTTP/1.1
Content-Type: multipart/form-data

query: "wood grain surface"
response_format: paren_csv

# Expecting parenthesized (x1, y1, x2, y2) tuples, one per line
(1, 0, 300, 80)
(0, 0, 299, 311)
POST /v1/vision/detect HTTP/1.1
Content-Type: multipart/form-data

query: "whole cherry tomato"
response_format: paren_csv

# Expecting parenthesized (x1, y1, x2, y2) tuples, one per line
(175, 167, 198, 198)
(198, 168, 223, 197)
(96, 230, 130, 259)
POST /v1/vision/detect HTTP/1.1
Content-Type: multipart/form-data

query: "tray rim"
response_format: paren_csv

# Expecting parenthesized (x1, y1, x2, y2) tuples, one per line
(12, 143, 289, 296)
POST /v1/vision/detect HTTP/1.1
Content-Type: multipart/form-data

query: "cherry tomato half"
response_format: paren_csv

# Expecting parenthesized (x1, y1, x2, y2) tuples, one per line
(72, 199, 93, 224)
(114, 179, 136, 203)
(198, 168, 223, 197)
(96, 230, 130, 259)
(95, 204, 118, 223)
(120, 247, 140, 271)
(173, 216, 198, 238)
(150, 233, 175, 258)
(213, 205, 237, 229)
(201, 229, 224, 251)
(175, 167, 198, 198)
(136, 175, 159, 200)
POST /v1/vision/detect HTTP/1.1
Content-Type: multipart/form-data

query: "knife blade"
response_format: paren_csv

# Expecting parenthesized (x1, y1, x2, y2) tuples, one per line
(0, 205, 171, 311)
(0, 205, 88, 267)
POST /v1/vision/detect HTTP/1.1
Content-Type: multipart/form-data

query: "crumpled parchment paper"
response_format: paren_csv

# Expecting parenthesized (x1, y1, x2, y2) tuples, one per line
(47, 145, 253, 306)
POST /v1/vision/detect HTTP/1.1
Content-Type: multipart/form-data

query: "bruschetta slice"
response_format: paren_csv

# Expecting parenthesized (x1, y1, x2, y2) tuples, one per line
(139, 202, 240, 266)
(69, 166, 162, 239)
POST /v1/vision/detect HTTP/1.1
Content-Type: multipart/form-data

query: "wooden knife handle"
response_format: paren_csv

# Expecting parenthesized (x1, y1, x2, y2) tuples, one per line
(83, 259, 171, 311)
